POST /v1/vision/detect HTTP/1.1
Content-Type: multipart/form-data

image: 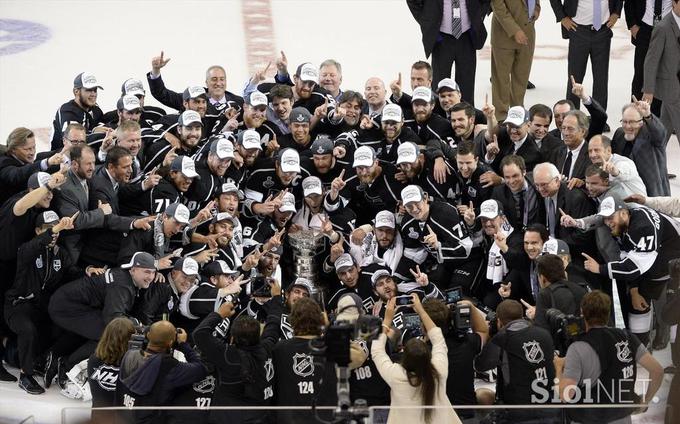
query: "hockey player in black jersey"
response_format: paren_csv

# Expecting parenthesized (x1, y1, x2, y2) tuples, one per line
(327, 253, 377, 312)
(51, 72, 104, 150)
(582, 196, 680, 345)
(144, 109, 204, 173)
(404, 86, 454, 147)
(395, 141, 455, 202)
(184, 137, 238, 215)
(142, 155, 199, 215)
(277, 107, 313, 154)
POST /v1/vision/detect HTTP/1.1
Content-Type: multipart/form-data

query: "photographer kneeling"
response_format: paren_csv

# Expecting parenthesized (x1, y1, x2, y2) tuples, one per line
(193, 281, 283, 423)
(422, 298, 489, 423)
(115, 320, 207, 424)
(554, 290, 664, 423)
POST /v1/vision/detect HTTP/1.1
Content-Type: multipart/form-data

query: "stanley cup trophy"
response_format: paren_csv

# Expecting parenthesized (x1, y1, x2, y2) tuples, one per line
(287, 229, 325, 296)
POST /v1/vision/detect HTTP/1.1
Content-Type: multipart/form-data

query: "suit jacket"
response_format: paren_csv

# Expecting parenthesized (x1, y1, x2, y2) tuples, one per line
(611, 115, 670, 196)
(642, 12, 680, 103)
(490, 0, 539, 49)
(476, 128, 543, 173)
(491, 176, 545, 231)
(549, 0, 623, 38)
(547, 96, 608, 141)
(407, 0, 491, 55)
(537, 133, 563, 163)
(0, 154, 43, 206)
(552, 139, 589, 180)
(80, 166, 136, 267)
(53, 170, 106, 264)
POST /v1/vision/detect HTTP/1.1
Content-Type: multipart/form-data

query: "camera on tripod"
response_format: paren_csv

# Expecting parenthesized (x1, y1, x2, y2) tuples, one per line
(545, 308, 584, 355)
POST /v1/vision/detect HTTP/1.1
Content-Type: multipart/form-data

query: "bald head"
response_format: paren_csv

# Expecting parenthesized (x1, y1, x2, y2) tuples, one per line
(147, 320, 176, 350)
(364, 77, 386, 108)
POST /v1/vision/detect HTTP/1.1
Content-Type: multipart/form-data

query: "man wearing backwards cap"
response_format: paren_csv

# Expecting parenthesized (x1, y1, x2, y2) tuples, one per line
(4, 211, 77, 393)
(580, 195, 680, 345)
(143, 109, 205, 173)
(327, 253, 376, 312)
(325, 145, 405, 226)
(48, 251, 157, 373)
(243, 147, 308, 217)
(185, 135, 240, 214)
(51, 72, 104, 150)
(405, 86, 455, 145)
(400, 184, 473, 289)
(349, 210, 404, 272)
(540, 238, 589, 286)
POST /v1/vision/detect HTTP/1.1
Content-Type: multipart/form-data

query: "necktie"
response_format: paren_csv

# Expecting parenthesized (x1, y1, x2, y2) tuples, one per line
(593, 0, 602, 31)
(548, 198, 556, 237)
(654, 0, 662, 22)
(562, 151, 573, 179)
(530, 262, 540, 300)
(516, 190, 526, 227)
(82, 180, 89, 203)
(527, 0, 536, 19)
(451, 0, 463, 38)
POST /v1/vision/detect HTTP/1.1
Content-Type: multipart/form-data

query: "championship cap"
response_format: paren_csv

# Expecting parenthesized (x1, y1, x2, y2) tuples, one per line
(411, 86, 433, 103)
(279, 192, 297, 213)
(290, 107, 312, 124)
(374, 210, 396, 229)
(247, 91, 268, 107)
(436, 78, 460, 93)
(209, 137, 235, 159)
(212, 212, 238, 226)
(165, 202, 191, 224)
(74, 72, 103, 90)
(170, 156, 200, 179)
(278, 148, 301, 173)
(121, 78, 145, 96)
(381, 104, 403, 122)
(178, 110, 203, 127)
(296, 63, 319, 83)
(396, 142, 419, 165)
(182, 86, 207, 101)
(479, 199, 504, 219)
(542, 239, 570, 256)
(353, 146, 376, 168)
(216, 182, 239, 196)
(203, 260, 239, 277)
(237, 129, 262, 150)
(504, 106, 529, 127)
(310, 136, 334, 155)
(371, 268, 392, 287)
(116, 95, 142, 112)
(121, 252, 156, 270)
(334, 253, 355, 272)
(289, 277, 314, 294)
(598, 196, 627, 218)
(401, 185, 424, 205)
(302, 176, 323, 197)
(27, 172, 51, 189)
(36, 210, 60, 227)
(336, 293, 363, 321)
(174, 257, 199, 276)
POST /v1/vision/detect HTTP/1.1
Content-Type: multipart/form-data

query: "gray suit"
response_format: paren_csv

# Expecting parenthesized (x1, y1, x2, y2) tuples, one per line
(643, 12, 680, 141)
(53, 170, 106, 265)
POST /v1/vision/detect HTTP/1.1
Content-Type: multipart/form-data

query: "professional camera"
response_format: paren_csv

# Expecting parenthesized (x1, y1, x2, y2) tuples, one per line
(448, 303, 472, 338)
(128, 325, 149, 350)
(545, 308, 584, 355)
(251, 276, 274, 298)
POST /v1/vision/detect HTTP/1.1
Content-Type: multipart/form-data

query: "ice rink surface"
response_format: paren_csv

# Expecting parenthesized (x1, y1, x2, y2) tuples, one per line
(0, 0, 677, 423)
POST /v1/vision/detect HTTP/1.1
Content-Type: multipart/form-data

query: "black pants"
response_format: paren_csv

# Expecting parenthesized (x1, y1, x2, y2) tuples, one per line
(4, 302, 51, 375)
(631, 23, 663, 117)
(566, 25, 612, 110)
(431, 31, 477, 105)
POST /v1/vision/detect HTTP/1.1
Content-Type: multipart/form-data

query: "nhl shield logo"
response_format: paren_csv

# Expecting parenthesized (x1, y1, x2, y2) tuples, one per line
(615, 341, 633, 363)
(292, 353, 315, 377)
(522, 340, 544, 364)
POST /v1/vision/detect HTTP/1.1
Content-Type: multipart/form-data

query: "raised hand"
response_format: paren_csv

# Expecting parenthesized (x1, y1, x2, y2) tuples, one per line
(581, 253, 600, 274)
(359, 114, 374, 130)
(48, 150, 65, 166)
(251, 61, 272, 85)
(162, 146, 178, 167)
(350, 227, 367, 245)
(193, 248, 218, 265)
(243, 247, 264, 271)
(314, 98, 329, 119)
(329, 169, 346, 201)
(409, 265, 429, 287)
(193, 200, 216, 226)
(53, 211, 79, 232)
(319, 214, 334, 236)
(265, 228, 286, 251)
(100, 129, 116, 153)
(498, 282, 512, 298)
(520, 299, 536, 320)
(47, 170, 67, 190)
(330, 237, 345, 263)
(481, 93, 495, 119)
(493, 231, 508, 252)
(151, 51, 171, 76)
(486, 134, 500, 157)
(423, 225, 439, 249)
(570, 75, 588, 101)
(601, 159, 619, 177)
(631, 95, 651, 118)
(559, 208, 579, 228)
(133, 215, 156, 230)
(389, 72, 402, 99)
(276, 50, 288, 74)
(333, 145, 346, 159)
(462, 201, 476, 226)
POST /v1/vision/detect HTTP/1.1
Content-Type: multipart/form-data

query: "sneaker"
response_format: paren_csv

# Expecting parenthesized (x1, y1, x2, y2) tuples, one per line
(43, 351, 58, 388)
(19, 373, 45, 395)
(57, 357, 68, 389)
(0, 363, 18, 382)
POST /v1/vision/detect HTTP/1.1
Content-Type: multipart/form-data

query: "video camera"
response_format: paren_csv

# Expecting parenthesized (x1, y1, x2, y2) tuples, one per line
(311, 314, 382, 366)
(545, 308, 584, 356)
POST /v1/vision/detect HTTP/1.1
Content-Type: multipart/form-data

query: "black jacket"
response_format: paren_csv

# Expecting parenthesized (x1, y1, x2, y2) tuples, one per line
(547, 97, 608, 141)
(0, 154, 49, 205)
(476, 128, 543, 173)
(51, 99, 104, 150)
(491, 177, 545, 232)
(407, 0, 491, 55)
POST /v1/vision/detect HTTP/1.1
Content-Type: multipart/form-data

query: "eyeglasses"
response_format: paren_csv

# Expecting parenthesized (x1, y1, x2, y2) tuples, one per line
(64, 137, 86, 144)
(620, 119, 643, 126)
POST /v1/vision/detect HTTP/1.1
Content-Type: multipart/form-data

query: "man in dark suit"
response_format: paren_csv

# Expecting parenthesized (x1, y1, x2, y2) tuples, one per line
(80, 147, 154, 268)
(642, 0, 680, 145)
(550, 0, 623, 111)
(611, 100, 670, 196)
(528, 103, 563, 163)
(552, 110, 591, 186)
(548, 77, 608, 140)
(477, 106, 543, 173)
(406, 0, 491, 105)
(624, 0, 672, 117)
(491, 155, 544, 232)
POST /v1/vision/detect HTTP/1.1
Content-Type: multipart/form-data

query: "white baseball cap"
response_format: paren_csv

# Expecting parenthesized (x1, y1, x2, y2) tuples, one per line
(297, 63, 319, 83)
(174, 257, 199, 276)
(401, 185, 424, 205)
(170, 156, 200, 179)
(178, 110, 203, 127)
(117, 94, 141, 112)
(74, 72, 103, 90)
(411, 86, 433, 103)
(374, 210, 396, 229)
(165, 202, 191, 224)
(248, 91, 268, 107)
(353, 146, 376, 168)
(122, 78, 145, 96)
(334, 253, 355, 272)
(436, 78, 460, 93)
(479, 199, 503, 219)
(504, 106, 529, 127)
(279, 192, 297, 213)
(210, 137, 235, 160)
(598, 196, 626, 218)
(302, 176, 323, 197)
(396, 142, 419, 165)
(381, 104, 403, 122)
(237, 129, 262, 150)
(279, 148, 301, 173)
